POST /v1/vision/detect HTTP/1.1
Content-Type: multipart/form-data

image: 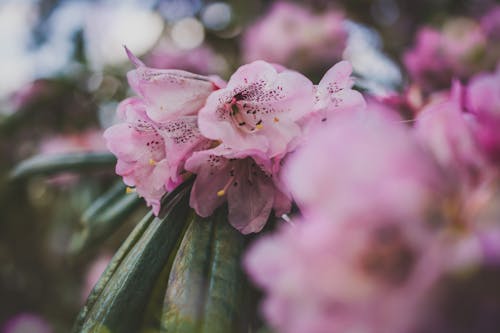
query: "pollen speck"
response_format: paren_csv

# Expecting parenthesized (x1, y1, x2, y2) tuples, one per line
(149, 159, 157, 166)
(273, 117, 280, 123)
(256, 123, 264, 130)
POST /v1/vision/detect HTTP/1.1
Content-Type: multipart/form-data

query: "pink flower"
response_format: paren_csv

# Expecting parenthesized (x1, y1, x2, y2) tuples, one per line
(242, 2, 347, 72)
(38, 129, 108, 186)
(481, 6, 500, 41)
(404, 20, 487, 92)
(40, 129, 107, 156)
(2, 313, 52, 333)
(147, 42, 227, 76)
(185, 145, 290, 234)
(245, 213, 444, 333)
(82, 254, 112, 302)
(198, 60, 314, 158)
(124, 47, 221, 123)
(465, 66, 500, 168)
(104, 98, 209, 215)
(415, 82, 486, 188)
(301, 61, 366, 132)
(285, 109, 445, 221)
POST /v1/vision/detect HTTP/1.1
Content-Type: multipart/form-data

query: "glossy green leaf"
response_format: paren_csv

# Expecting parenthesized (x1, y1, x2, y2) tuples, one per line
(10, 152, 116, 180)
(69, 182, 142, 254)
(199, 208, 247, 333)
(73, 188, 190, 333)
(161, 207, 248, 333)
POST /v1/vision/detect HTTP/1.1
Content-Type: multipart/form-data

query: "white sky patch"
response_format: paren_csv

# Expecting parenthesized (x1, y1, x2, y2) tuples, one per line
(84, 4, 164, 69)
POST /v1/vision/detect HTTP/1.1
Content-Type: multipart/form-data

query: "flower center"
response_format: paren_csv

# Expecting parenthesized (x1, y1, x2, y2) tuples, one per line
(226, 97, 264, 133)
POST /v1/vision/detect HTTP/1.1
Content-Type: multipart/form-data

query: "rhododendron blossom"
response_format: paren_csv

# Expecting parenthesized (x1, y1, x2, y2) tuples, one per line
(242, 2, 347, 72)
(245, 213, 444, 333)
(285, 110, 446, 221)
(415, 82, 486, 188)
(198, 60, 314, 157)
(125, 47, 221, 123)
(104, 97, 210, 214)
(106, 47, 362, 232)
(185, 145, 290, 234)
(404, 20, 487, 91)
(466, 65, 500, 167)
(302, 60, 366, 132)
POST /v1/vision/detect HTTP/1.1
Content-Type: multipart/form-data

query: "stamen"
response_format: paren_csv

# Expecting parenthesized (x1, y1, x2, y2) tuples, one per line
(216, 173, 235, 197)
(273, 117, 280, 123)
(149, 159, 157, 166)
(126, 187, 136, 194)
(256, 123, 264, 130)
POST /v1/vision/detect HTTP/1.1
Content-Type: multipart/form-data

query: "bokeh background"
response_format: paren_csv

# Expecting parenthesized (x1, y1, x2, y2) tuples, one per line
(0, 0, 498, 332)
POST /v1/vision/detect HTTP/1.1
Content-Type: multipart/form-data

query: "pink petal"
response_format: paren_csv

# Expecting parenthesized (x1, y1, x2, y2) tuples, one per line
(126, 60, 217, 123)
(227, 163, 275, 234)
(185, 150, 229, 217)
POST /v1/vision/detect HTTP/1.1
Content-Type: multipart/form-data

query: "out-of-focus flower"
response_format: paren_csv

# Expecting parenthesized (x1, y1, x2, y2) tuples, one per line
(38, 129, 107, 186)
(245, 212, 444, 333)
(373, 84, 424, 120)
(480, 6, 500, 41)
(81, 254, 112, 302)
(147, 42, 227, 76)
(125, 47, 221, 123)
(198, 60, 314, 158)
(466, 65, 500, 167)
(415, 82, 486, 189)
(104, 98, 209, 215)
(404, 19, 487, 92)
(242, 2, 347, 73)
(284, 109, 445, 221)
(40, 129, 106, 156)
(2, 313, 52, 333)
(185, 145, 289, 234)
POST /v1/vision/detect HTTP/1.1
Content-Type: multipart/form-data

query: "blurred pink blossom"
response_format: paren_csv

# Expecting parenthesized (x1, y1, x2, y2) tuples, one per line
(2, 313, 52, 333)
(40, 129, 106, 155)
(245, 212, 445, 333)
(415, 81, 487, 189)
(466, 65, 500, 167)
(242, 2, 347, 72)
(480, 6, 500, 41)
(39, 129, 107, 186)
(147, 42, 227, 76)
(404, 19, 487, 92)
(81, 254, 112, 302)
(284, 109, 445, 222)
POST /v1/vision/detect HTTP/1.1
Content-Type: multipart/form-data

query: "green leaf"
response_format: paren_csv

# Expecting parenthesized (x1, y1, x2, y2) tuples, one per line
(161, 207, 248, 333)
(199, 208, 247, 333)
(69, 182, 142, 254)
(73, 188, 190, 333)
(161, 211, 215, 333)
(10, 152, 116, 180)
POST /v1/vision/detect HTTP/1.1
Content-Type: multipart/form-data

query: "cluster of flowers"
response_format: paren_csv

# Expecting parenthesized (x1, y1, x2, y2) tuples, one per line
(104, 47, 364, 233)
(244, 64, 500, 332)
(405, 6, 500, 92)
(242, 2, 347, 72)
